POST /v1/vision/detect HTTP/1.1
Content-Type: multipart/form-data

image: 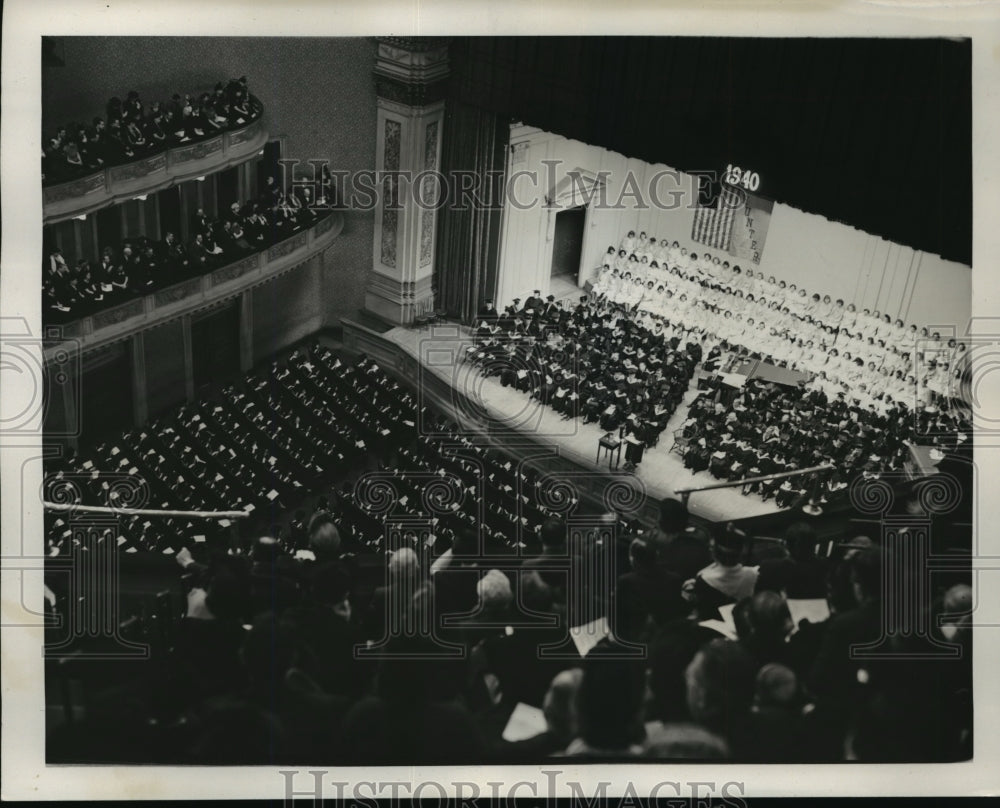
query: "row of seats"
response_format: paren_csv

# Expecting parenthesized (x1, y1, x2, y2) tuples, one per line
(44, 345, 602, 558)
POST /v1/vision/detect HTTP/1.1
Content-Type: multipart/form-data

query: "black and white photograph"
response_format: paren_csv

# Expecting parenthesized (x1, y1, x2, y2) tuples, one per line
(3, 0, 1000, 801)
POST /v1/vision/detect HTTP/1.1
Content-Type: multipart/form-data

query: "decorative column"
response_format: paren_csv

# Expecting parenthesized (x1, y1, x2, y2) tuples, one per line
(365, 37, 449, 326)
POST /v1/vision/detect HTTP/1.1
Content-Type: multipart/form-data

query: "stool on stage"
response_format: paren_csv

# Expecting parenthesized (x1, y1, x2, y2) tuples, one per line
(597, 433, 622, 470)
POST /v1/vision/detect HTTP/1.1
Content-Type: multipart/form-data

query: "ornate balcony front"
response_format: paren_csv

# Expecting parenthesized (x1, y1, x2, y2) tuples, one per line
(43, 104, 269, 226)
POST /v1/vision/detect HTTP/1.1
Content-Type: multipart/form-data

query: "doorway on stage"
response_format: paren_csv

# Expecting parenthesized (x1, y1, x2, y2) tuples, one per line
(550, 205, 586, 296)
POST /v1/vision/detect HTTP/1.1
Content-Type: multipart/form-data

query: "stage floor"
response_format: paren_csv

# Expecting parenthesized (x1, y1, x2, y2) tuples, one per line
(385, 323, 784, 523)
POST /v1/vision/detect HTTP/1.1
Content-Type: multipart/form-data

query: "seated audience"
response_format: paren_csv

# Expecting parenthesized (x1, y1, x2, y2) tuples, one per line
(44, 77, 261, 185)
(43, 181, 331, 323)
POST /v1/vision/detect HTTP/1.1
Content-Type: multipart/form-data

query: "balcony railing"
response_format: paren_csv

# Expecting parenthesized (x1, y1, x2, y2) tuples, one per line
(673, 463, 836, 505)
(43, 211, 344, 362)
(43, 103, 269, 225)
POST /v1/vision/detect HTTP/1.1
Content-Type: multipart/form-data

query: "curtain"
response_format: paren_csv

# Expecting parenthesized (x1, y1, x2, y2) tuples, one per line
(434, 101, 509, 324)
(447, 37, 970, 265)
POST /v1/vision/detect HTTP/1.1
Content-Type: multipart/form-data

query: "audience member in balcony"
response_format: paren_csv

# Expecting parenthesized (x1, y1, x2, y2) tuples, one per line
(164, 105, 184, 141)
(229, 76, 252, 122)
(683, 637, 756, 757)
(453, 568, 514, 647)
(274, 192, 301, 232)
(188, 232, 215, 269)
(646, 498, 712, 583)
(194, 612, 345, 764)
(77, 267, 105, 309)
(165, 566, 249, 714)
(106, 95, 123, 122)
(230, 222, 253, 252)
(139, 243, 164, 288)
(200, 93, 227, 131)
(364, 546, 423, 643)
(687, 528, 759, 619)
(743, 662, 822, 761)
(339, 633, 485, 764)
(106, 118, 135, 161)
(94, 254, 114, 294)
(216, 220, 238, 255)
(145, 108, 168, 146)
(191, 207, 211, 237)
(163, 232, 190, 273)
(613, 537, 685, 643)
(48, 248, 69, 278)
(63, 140, 84, 170)
(756, 521, 829, 599)
(643, 622, 704, 729)
(286, 560, 367, 700)
(76, 127, 106, 171)
(202, 226, 226, 259)
(125, 117, 148, 152)
(121, 90, 140, 122)
(262, 175, 282, 207)
(735, 590, 795, 670)
(44, 281, 70, 314)
(564, 646, 646, 757)
(291, 184, 318, 221)
(493, 667, 583, 760)
(221, 201, 242, 226)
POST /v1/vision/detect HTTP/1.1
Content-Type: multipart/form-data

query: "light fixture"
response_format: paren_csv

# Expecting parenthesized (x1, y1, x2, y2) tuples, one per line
(258, 149, 265, 156)
(195, 176, 206, 182)
(133, 194, 148, 202)
(73, 214, 87, 221)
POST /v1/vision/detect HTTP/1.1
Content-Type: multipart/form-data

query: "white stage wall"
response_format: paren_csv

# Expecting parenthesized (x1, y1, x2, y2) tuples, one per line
(496, 125, 699, 308)
(496, 125, 971, 333)
(758, 205, 972, 333)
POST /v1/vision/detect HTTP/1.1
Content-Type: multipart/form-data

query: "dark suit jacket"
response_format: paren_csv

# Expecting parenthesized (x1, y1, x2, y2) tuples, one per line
(614, 567, 686, 640)
(809, 599, 881, 705)
(650, 528, 713, 582)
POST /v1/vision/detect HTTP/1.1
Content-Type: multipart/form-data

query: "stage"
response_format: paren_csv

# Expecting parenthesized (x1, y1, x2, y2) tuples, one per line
(382, 322, 785, 523)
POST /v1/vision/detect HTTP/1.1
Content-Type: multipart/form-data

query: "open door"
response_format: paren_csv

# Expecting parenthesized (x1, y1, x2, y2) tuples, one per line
(551, 206, 586, 284)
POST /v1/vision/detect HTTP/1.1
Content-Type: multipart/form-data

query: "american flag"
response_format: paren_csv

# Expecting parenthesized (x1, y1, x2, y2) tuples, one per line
(691, 183, 743, 251)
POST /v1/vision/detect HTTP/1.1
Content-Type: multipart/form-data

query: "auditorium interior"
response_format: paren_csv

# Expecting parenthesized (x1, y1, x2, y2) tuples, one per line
(39, 36, 974, 764)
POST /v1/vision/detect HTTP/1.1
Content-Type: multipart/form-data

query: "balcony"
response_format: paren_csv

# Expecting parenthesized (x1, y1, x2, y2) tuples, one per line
(43, 211, 344, 362)
(43, 101, 269, 225)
